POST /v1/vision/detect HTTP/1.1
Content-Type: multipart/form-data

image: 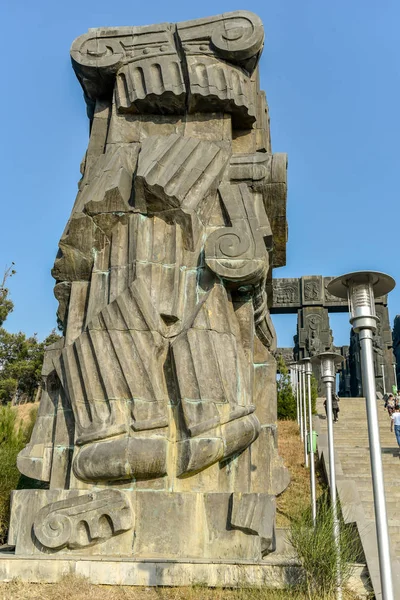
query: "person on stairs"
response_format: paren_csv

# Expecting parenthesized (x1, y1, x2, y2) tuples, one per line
(386, 394, 395, 417)
(332, 394, 340, 422)
(323, 394, 340, 421)
(390, 406, 400, 451)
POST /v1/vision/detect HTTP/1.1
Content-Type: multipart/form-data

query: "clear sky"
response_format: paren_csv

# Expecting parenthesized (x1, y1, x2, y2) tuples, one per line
(1, 0, 399, 349)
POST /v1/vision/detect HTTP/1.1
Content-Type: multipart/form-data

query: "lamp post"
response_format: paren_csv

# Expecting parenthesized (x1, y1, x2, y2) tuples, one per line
(295, 365, 300, 426)
(300, 357, 317, 525)
(312, 351, 344, 600)
(301, 363, 309, 468)
(328, 271, 395, 600)
(298, 362, 304, 442)
(290, 364, 300, 426)
(382, 364, 386, 395)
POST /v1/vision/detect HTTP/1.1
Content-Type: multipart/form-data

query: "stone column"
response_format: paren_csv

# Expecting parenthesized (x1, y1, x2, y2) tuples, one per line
(294, 306, 334, 393)
(9, 11, 290, 562)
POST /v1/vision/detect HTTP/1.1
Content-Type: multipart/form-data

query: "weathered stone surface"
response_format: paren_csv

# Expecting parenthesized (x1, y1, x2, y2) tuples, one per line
(231, 492, 276, 555)
(71, 12, 265, 114)
(0, 554, 307, 588)
(11, 10, 289, 563)
(33, 490, 133, 550)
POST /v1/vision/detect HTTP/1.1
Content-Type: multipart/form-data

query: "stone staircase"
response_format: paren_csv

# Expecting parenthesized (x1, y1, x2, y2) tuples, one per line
(316, 397, 400, 599)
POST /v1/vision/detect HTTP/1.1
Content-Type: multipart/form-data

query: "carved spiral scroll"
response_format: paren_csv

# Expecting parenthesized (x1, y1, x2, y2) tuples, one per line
(71, 32, 127, 70)
(71, 24, 177, 72)
(216, 229, 251, 258)
(35, 513, 73, 549)
(33, 490, 133, 550)
(205, 225, 266, 284)
(210, 11, 264, 61)
(205, 184, 268, 285)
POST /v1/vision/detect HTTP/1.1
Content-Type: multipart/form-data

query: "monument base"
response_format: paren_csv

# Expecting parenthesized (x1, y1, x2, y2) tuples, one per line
(0, 552, 302, 587)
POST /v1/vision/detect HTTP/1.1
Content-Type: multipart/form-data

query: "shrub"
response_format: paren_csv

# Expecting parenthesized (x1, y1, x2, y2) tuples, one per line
(288, 493, 363, 598)
(0, 405, 26, 542)
(0, 404, 40, 544)
(277, 356, 297, 420)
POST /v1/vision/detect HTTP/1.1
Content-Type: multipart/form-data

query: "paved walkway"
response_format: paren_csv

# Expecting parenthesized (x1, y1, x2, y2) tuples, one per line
(316, 397, 400, 599)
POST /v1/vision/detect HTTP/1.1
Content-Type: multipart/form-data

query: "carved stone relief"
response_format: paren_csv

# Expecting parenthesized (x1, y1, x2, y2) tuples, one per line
(272, 279, 300, 306)
(10, 11, 289, 562)
(34, 490, 133, 550)
(301, 276, 323, 305)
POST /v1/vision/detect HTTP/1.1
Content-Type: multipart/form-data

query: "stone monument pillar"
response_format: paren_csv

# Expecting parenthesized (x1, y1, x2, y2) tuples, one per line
(9, 11, 289, 562)
(374, 304, 396, 394)
(349, 304, 395, 396)
(393, 315, 400, 389)
(337, 346, 351, 397)
(294, 306, 333, 393)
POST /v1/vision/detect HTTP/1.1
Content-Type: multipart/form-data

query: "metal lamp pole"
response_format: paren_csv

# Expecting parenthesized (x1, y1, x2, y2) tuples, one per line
(301, 363, 309, 467)
(295, 365, 300, 427)
(328, 271, 395, 600)
(300, 357, 317, 525)
(295, 365, 300, 426)
(382, 364, 386, 395)
(290, 364, 300, 426)
(298, 363, 304, 442)
(312, 351, 344, 600)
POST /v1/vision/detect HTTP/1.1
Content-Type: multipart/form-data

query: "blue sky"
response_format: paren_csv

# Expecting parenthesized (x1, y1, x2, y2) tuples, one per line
(0, 0, 399, 348)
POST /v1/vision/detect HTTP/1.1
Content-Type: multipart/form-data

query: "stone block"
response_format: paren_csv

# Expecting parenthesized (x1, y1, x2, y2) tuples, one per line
(10, 489, 135, 557)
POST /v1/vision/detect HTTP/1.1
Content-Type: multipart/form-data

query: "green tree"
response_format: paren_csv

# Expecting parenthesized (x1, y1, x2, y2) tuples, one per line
(0, 269, 61, 404)
(277, 355, 297, 420)
(0, 329, 60, 404)
(0, 264, 16, 327)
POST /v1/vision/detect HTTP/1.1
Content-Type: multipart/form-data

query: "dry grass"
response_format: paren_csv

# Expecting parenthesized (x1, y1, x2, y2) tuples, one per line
(11, 403, 38, 429)
(276, 420, 324, 527)
(0, 576, 360, 600)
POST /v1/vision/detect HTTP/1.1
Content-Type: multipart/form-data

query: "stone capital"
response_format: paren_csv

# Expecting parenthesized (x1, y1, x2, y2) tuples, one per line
(71, 11, 264, 123)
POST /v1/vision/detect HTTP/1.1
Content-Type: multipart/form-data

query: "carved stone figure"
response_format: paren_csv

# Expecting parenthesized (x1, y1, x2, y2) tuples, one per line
(304, 281, 319, 301)
(295, 307, 333, 393)
(9, 11, 289, 561)
(273, 281, 299, 305)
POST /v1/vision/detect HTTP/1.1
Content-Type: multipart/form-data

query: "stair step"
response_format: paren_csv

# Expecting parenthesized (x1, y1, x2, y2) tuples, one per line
(316, 397, 400, 561)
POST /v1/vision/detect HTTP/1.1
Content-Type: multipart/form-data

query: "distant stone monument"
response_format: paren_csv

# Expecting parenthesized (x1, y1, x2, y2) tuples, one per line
(271, 275, 396, 395)
(9, 11, 289, 562)
(393, 315, 400, 389)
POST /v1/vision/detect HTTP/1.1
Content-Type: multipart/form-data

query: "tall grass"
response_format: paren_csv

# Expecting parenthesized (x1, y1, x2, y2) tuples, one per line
(288, 493, 363, 599)
(0, 404, 38, 543)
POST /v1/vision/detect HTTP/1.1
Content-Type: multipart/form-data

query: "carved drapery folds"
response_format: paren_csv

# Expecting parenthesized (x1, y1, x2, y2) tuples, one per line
(12, 11, 289, 561)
